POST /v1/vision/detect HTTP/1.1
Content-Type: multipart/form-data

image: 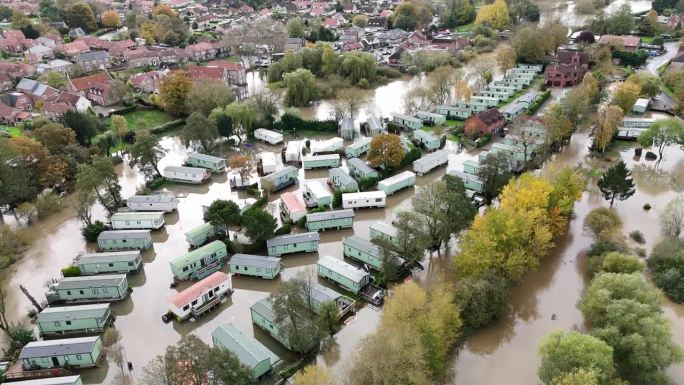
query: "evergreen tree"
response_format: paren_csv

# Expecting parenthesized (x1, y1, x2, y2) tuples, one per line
(597, 161, 635, 208)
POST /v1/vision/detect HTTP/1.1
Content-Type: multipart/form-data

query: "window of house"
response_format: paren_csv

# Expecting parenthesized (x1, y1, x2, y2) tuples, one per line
(183, 304, 190, 311)
(79, 290, 84, 295)
(66, 291, 71, 295)
(54, 321, 61, 327)
(66, 320, 71, 325)
(191, 300, 198, 306)
(75, 354, 81, 360)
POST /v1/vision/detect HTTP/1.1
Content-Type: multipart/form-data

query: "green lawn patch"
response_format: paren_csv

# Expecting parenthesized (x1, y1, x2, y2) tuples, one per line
(641, 36, 656, 43)
(455, 22, 474, 32)
(108, 109, 175, 131)
(447, 134, 461, 142)
(445, 120, 463, 127)
(9, 126, 23, 137)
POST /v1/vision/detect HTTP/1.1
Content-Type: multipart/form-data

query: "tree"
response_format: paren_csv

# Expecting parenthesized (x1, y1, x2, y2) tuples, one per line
(584, 207, 622, 239)
(76, 156, 124, 216)
(637, 118, 684, 160)
(443, 0, 476, 28)
(71, 185, 96, 226)
(538, 330, 615, 385)
(612, 81, 641, 114)
(225, 101, 257, 143)
(286, 18, 304, 38)
(391, 211, 429, 265)
(183, 112, 219, 153)
(283, 69, 317, 107)
(563, 87, 590, 127)
(598, 161, 635, 208)
(513, 26, 546, 63)
(392, 2, 431, 31)
(152, 4, 177, 18)
(353, 15, 368, 28)
(228, 155, 253, 185)
(551, 369, 599, 385)
(270, 270, 321, 353)
(101, 10, 121, 27)
(38, 71, 67, 90)
(317, 301, 339, 338)
(648, 239, 684, 302)
(660, 196, 684, 239)
(129, 130, 166, 179)
(11, 10, 30, 29)
(39, 0, 62, 21)
(158, 70, 192, 116)
(368, 134, 403, 171)
(8, 137, 51, 189)
(242, 208, 276, 245)
(425, 66, 460, 106)
(476, 152, 512, 204)
(496, 46, 516, 75)
(639, 9, 659, 36)
(294, 365, 333, 385)
(205, 200, 241, 231)
(185, 81, 234, 117)
(0, 140, 38, 209)
(65, 3, 97, 32)
(207, 346, 253, 385)
(454, 79, 472, 102)
(61, 110, 105, 146)
(594, 106, 623, 155)
(33, 123, 76, 154)
(627, 73, 661, 98)
(454, 269, 510, 329)
(599, 252, 645, 274)
(475, 0, 509, 30)
(111, 115, 128, 152)
(332, 88, 366, 120)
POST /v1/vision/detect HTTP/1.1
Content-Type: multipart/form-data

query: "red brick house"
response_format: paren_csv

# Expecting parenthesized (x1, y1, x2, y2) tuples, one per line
(42, 102, 73, 120)
(544, 50, 589, 87)
(206, 61, 247, 85)
(464, 108, 505, 137)
(67, 71, 119, 106)
(187, 65, 226, 81)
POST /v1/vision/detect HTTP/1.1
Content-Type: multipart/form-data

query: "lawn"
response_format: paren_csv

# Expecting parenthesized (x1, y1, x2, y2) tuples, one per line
(108, 109, 175, 131)
(455, 22, 475, 32)
(0, 125, 23, 137)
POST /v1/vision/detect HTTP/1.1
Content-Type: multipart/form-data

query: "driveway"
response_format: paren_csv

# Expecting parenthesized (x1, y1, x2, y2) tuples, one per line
(645, 42, 679, 75)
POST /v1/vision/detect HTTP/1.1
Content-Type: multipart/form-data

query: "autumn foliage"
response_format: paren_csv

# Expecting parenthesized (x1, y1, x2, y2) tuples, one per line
(368, 133, 404, 171)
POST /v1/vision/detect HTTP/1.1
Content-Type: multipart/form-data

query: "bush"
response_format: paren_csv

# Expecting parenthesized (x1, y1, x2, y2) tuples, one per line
(377, 66, 401, 79)
(274, 223, 292, 236)
(399, 147, 422, 169)
(612, 50, 650, 67)
(586, 237, 629, 258)
(628, 230, 645, 244)
(648, 239, 684, 302)
(146, 176, 167, 191)
(643, 203, 652, 210)
(584, 207, 622, 238)
(245, 186, 261, 197)
(358, 78, 370, 89)
(358, 176, 379, 191)
(645, 151, 657, 160)
(150, 118, 186, 134)
(527, 90, 551, 114)
(82, 221, 106, 242)
(454, 270, 511, 329)
(599, 252, 645, 274)
(652, 36, 664, 46)
(61, 265, 82, 277)
(272, 113, 338, 133)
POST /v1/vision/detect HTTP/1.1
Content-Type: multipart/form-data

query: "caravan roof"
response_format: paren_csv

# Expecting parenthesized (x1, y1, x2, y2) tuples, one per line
(168, 272, 230, 308)
(317, 255, 367, 283)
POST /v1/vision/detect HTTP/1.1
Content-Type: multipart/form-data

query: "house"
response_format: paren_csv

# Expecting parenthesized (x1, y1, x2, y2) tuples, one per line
(211, 324, 280, 380)
(598, 35, 641, 51)
(228, 254, 283, 279)
(45, 275, 129, 305)
(67, 72, 119, 106)
(0, 103, 28, 125)
(206, 61, 247, 85)
(464, 108, 505, 136)
(544, 50, 589, 87)
(167, 271, 233, 321)
(36, 304, 112, 337)
(267, 232, 320, 256)
(26, 45, 55, 61)
(20, 336, 103, 369)
(129, 70, 168, 94)
(169, 240, 227, 281)
(188, 65, 226, 82)
(367, 16, 388, 29)
(306, 209, 354, 231)
(73, 251, 143, 275)
(56, 91, 91, 113)
(186, 42, 217, 61)
(110, 212, 165, 230)
(59, 40, 90, 56)
(41, 102, 71, 120)
(97, 230, 153, 251)
(73, 51, 110, 72)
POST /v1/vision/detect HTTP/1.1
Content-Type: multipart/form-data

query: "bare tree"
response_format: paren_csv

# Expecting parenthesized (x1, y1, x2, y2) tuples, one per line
(506, 117, 540, 168)
(660, 196, 684, 239)
(471, 58, 496, 91)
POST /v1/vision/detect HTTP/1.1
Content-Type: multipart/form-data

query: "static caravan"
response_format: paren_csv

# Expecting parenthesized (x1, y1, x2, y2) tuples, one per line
(37, 304, 112, 337)
(342, 191, 386, 209)
(167, 271, 232, 321)
(345, 137, 372, 158)
(413, 129, 441, 151)
(20, 336, 103, 370)
(186, 153, 226, 173)
(303, 181, 333, 208)
(127, 193, 178, 212)
(254, 128, 284, 145)
(347, 157, 379, 180)
(301, 154, 341, 170)
(448, 170, 483, 193)
(311, 137, 344, 154)
(279, 192, 307, 223)
(470, 95, 499, 108)
(306, 209, 355, 231)
(500, 102, 526, 122)
(416, 111, 446, 125)
(493, 80, 524, 91)
(6, 376, 84, 385)
(110, 212, 165, 230)
(212, 323, 280, 380)
(285, 141, 302, 163)
(163, 166, 210, 184)
(97, 230, 153, 251)
(343, 235, 403, 271)
(328, 167, 359, 192)
(516, 63, 543, 73)
(73, 251, 142, 275)
(169, 240, 227, 281)
(185, 222, 217, 249)
(436, 104, 471, 120)
(250, 299, 294, 351)
(259, 152, 277, 174)
(266, 232, 320, 256)
(260, 166, 298, 192)
(317, 255, 370, 294)
(617, 118, 655, 139)
(366, 115, 385, 136)
(413, 149, 448, 176)
(378, 171, 416, 195)
(369, 221, 398, 245)
(392, 113, 423, 130)
(45, 275, 128, 305)
(339, 117, 355, 139)
(229, 254, 283, 279)
(463, 159, 480, 175)
(305, 283, 355, 318)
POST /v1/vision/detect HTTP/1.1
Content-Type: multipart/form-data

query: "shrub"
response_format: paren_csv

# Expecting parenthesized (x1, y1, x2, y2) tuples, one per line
(586, 237, 629, 258)
(643, 203, 652, 210)
(34, 191, 63, 219)
(645, 151, 657, 160)
(358, 176, 379, 191)
(82, 221, 106, 242)
(527, 90, 551, 114)
(399, 147, 422, 169)
(377, 66, 401, 79)
(628, 230, 645, 244)
(584, 207, 622, 238)
(146, 176, 167, 190)
(454, 270, 511, 329)
(274, 223, 292, 236)
(61, 265, 82, 277)
(358, 78, 370, 89)
(272, 113, 338, 133)
(150, 118, 186, 134)
(599, 252, 645, 274)
(612, 49, 649, 67)
(648, 239, 684, 302)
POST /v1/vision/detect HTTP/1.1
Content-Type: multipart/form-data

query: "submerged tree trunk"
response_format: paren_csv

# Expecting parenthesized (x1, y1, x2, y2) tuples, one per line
(20, 285, 43, 312)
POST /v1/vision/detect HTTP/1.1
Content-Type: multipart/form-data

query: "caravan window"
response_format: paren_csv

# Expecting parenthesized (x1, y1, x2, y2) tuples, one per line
(183, 304, 190, 311)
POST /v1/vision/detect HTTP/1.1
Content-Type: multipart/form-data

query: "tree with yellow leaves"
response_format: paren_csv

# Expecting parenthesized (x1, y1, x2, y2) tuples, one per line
(101, 10, 121, 28)
(368, 133, 404, 171)
(475, 0, 510, 31)
(455, 79, 472, 102)
(152, 4, 176, 18)
(496, 46, 516, 75)
(612, 80, 641, 114)
(594, 105, 623, 154)
(294, 365, 334, 385)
